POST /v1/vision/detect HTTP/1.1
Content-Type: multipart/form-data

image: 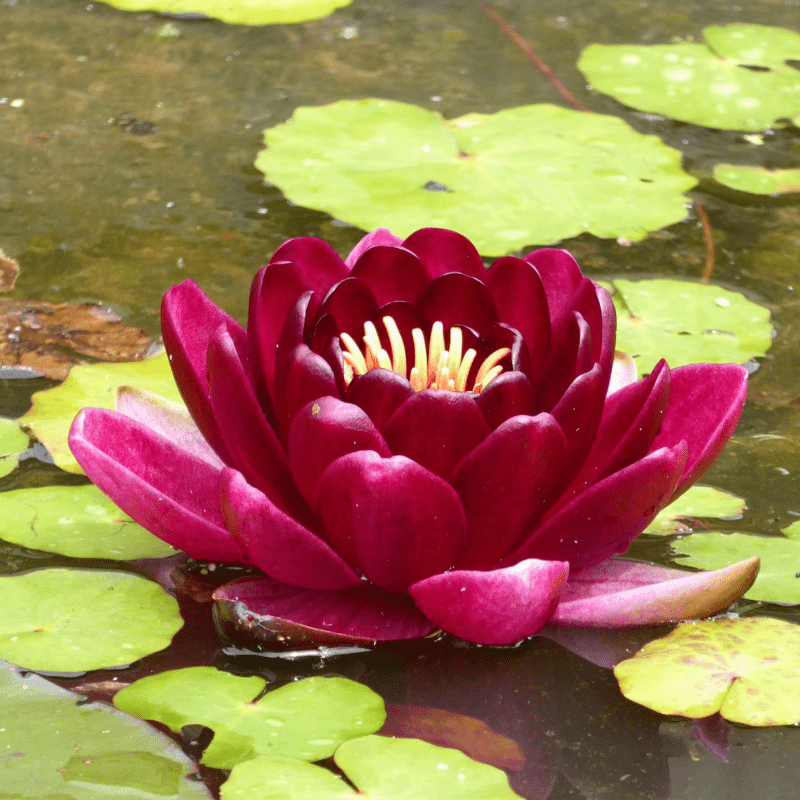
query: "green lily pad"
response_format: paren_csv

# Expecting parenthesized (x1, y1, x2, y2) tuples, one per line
(222, 735, 522, 800)
(713, 165, 800, 195)
(0, 660, 212, 800)
(615, 617, 800, 725)
(19, 352, 183, 475)
(601, 278, 773, 377)
(256, 99, 696, 256)
(0, 483, 176, 560)
(0, 417, 28, 478)
(671, 532, 800, 604)
(644, 485, 746, 536)
(97, 0, 354, 25)
(0, 568, 182, 672)
(114, 668, 386, 769)
(578, 24, 800, 131)
(781, 520, 800, 540)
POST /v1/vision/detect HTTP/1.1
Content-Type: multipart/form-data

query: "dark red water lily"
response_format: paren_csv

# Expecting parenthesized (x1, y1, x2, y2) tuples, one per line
(70, 228, 757, 646)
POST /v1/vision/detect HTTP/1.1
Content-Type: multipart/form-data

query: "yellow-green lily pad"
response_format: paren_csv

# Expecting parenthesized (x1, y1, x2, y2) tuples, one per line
(713, 165, 800, 196)
(671, 532, 800, 604)
(19, 352, 183, 475)
(256, 99, 696, 256)
(222, 735, 523, 800)
(579, 24, 800, 131)
(615, 617, 800, 725)
(0, 568, 182, 672)
(0, 417, 28, 478)
(114, 668, 386, 770)
(644, 485, 746, 536)
(97, 0, 354, 25)
(0, 483, 176, 560)
(602, 278, 773, 377)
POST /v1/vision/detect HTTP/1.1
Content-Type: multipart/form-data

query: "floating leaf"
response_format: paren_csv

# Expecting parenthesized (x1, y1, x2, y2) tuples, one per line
(97, 0, 354, 25)
(615, 617, 800, 725)
(0, 483, 176, 560)
(114, 668, 386, 769)
(0, 568, 182, 672)
(0, 660, 212, 800)
(781, 520, 800, 540)
(644, 485, 746, 536)
(19, 352, 183, 474)
(222, 735, 523, 799)
(601, 278, 773, 377)
(671, 532, 800, 604)
(713, 165, 800, 195)
(579, 24, 800, 131)
(0, 417, 28, 478)
(256, 99, 696, 256)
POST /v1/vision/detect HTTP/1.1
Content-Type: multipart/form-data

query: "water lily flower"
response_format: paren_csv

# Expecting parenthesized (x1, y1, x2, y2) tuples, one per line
(69, 228, 757, 647)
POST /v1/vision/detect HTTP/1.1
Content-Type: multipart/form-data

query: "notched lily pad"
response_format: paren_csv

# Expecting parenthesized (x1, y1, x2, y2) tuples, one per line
(0, 299, 159, 381)
(0, 416, 29, 478)
(114, 667, 386, 769)
(579, 24, 800, 130)
(601, 278, 773, 376)
(615, 617, 800, 725)
(97, 0, 354, 25)
(713, 165, 800, 195)
(256, 99, 696, 256)
(644, 485, 746, 536)
(19, 352, 183, 474)
(0, 660, 212, 800)
(0, 568, 182, 672)
(0, 483, 177, 560)
(222, 735, 523, 799)
(671, 532, 800, 604)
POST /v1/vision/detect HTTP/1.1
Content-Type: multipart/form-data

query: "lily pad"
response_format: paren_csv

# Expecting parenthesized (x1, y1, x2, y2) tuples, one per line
(0, 483, 177, 560)
(0, 417, 28, 478)
(671, 532, 800, 604)
(0, 568, 182, 672)
(615, 617, 800, 725)
(0, 660, 212, 800)
(256, 99, 696, 256)
(644, 485, 746, 536)
(578, 24, 800, 131)
(19, 352, 183, 474)
(601, 278, 773, 377)
(97, 0, 354, 25)
(222, 735, 523, 799)
(713, 165, 800, 195)
(114, 668, 386, 769)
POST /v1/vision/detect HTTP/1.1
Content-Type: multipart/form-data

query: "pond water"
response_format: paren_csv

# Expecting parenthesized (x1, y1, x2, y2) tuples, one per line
(2, 0, 800, 797)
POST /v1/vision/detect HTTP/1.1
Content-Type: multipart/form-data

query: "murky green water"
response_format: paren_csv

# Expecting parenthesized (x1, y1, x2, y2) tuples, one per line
(3, 0, 800, 797)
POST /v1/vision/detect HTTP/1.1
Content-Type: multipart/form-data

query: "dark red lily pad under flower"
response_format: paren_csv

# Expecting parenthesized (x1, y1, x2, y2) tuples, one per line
(70, 228, 757, 647)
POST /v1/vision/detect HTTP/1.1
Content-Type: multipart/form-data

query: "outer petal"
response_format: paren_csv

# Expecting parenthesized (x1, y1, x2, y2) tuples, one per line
(220, 469, 362, 591)
(550, 557, 759, 627)
(474, 371, 536, 431)
(317, 451, 468, 593)
(608, 350, 639, 396)
(344, 228, 405, 268)
(402, 227, 486, 280)
(69, 408, 243, 563)
(523, 248, 583, 324)
(409, 559, 569, 645)
(649, 363, 748, 499)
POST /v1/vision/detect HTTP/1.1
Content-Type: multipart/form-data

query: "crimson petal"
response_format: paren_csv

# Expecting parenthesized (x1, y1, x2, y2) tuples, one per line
(409, 559, 569, 645)
(524, 248, 584, 323)
(402, 227, 486, 280)
(317, 451, 468, 593)
(474, 371, 536, 430)
(350, 245, 431, 305)
(220, 470, 362, 591)
(344, 228, 405, 268)
(345, 369, 415, 429)
(417, 273, 499, 334)
(316, 277, 378, 340)
(69, 409, 243, 563)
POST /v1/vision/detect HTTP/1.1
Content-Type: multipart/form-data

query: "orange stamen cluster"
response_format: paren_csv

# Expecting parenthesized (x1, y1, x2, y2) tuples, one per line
(340, 317, 511, 394)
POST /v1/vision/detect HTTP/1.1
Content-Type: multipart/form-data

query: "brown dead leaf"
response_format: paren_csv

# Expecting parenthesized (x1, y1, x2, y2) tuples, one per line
(0, 298, 159, 380)
(0, 249, 20, 292)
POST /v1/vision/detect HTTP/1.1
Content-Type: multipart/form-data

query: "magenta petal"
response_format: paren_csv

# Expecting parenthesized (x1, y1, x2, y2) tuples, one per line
(506, 443, 687, 572)
(417, 273, 498, 334)
(350, 245, 431, 305)
(287, 395, 391, 510)
(402, 227, 486, 280)
(213, 576, 436, 647)
(344, 228, 405, 268)
(474, 371, 536, 430)
(220, 470, 362, 591)
(382, 390, 490, 480)
(69, 408, 243, 563)
(523, 248, 584, 323)
(550, 557, 760, 627)
(316, 277, 378, 340)
(317, 451, 468, 593)
(451, 414, 567, 570)
(345, 369, 415, 429)
(649, 363, 748, 499)
(410, 559, 569, 645)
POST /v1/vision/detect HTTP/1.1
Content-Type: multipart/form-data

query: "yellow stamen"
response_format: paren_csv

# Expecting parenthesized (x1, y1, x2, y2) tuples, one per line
(474, 347, 511, 387)
(456, 348, 477, 392)
(446, 327, 462, 378)
(382, 316, 406, 378)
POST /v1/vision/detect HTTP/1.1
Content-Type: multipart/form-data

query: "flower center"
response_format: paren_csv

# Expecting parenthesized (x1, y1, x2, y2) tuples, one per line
(340, 317, 511, 394)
